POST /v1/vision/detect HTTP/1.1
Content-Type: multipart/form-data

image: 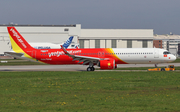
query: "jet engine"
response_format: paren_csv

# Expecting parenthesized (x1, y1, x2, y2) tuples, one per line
(98, 59, 117, 69)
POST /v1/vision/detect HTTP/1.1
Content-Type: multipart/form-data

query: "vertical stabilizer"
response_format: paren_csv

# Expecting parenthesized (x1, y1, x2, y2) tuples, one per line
(62, 36, 74, 48)
(7, 27, 34, 52)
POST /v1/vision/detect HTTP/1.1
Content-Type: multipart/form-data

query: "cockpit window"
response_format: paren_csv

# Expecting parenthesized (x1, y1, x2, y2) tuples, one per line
(163, 51, 171, 54)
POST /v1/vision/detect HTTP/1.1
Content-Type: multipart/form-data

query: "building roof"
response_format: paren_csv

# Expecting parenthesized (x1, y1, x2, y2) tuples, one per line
(154, 35, 180, 40)
(0, 24, 77, 27)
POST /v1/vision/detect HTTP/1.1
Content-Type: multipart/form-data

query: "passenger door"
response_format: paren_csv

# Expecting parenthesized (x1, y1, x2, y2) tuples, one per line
(154, 49, 159, 58)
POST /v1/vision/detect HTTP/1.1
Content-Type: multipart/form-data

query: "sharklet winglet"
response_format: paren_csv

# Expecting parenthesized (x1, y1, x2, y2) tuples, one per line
(60, 45, 69, 55)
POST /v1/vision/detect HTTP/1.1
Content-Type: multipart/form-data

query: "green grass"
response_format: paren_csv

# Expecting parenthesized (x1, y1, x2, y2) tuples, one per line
(0, 71, 180, 112)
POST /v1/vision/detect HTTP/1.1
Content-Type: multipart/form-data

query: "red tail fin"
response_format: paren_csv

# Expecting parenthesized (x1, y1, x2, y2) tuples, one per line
(7, 27, 34, 51)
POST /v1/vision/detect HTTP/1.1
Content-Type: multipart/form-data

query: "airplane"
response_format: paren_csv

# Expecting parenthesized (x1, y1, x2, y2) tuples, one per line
(5, 27, 176, 71)
(28, 36, 79, 49)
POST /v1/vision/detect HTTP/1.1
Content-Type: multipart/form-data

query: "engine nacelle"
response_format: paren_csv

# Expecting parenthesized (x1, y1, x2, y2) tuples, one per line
(98, 59, 117, 69)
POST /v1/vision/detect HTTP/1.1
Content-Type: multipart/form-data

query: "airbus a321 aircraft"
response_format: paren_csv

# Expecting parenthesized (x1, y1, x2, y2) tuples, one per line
(5, 27, 176, 71)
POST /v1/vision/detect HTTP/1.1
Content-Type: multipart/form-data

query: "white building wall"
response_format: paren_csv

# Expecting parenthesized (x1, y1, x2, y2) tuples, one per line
(0, 36, 11, 54)
(106, 40, 111, 48)
(132, 40, 138, 48)
(116, 40, 121, 48)
(133, 40, 150, 48)
(163, 41, 167, 49)
(148, 41, 153, 48)
(0, 41, 11, 55)
(22, 34, 69, 43)
(100, 40, 105, 48)
(90, 40, 95, 48)
(137, 41, 142, 48)
(81, 29, 153, 39)
(84, 40, 90, 48)
(117, 40, 127, 48)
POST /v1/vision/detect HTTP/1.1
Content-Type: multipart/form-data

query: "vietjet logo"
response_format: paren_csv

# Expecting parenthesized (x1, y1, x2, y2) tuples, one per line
(164, 54, 167, 57)
(10, 28, 27, 48)
(48, 50, 81, 57)
(48, 51, 65, 57)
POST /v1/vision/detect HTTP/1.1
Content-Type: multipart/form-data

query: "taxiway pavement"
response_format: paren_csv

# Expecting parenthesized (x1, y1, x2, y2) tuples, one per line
(0, 63, 180, 71)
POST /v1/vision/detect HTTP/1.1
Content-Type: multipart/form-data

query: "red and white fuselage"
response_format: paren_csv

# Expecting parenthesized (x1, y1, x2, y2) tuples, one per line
(5, 27, 176, 71)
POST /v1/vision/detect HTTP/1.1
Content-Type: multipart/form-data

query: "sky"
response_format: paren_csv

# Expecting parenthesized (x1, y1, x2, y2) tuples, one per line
(1, 0, 180, 35)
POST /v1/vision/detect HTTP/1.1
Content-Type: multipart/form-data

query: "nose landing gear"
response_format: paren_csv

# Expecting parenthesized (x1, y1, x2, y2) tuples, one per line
(155, 64, 158, 68)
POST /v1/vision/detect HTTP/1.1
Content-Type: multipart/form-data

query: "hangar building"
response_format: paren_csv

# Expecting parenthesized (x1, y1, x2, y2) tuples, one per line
(0, 24, 153, 55)
(80, 29, 153, 48)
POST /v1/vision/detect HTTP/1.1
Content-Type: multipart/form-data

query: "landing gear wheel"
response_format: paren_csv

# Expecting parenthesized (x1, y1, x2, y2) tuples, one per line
(87, 67, 95, 71)
(91, 67, 95, 71)
(87, 67, 92, 71)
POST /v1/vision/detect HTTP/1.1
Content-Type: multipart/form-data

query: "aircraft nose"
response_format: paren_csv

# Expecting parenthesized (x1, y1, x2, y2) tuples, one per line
(170, 55, 176, 61)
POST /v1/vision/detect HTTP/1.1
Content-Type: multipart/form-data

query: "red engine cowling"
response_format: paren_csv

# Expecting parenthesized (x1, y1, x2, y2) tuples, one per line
(98, 59, 117, 69)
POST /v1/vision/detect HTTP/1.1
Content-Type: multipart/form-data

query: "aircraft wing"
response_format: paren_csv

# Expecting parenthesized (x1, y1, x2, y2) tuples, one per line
(61, 45, 101, 65)
(4, 52, 24, 57)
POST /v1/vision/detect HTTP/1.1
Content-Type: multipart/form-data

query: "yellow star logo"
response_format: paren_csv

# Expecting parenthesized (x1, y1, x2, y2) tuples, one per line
(108, 63, 111, 66)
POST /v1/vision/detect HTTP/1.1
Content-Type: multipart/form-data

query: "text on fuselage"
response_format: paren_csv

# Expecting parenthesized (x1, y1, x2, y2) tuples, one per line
(48, 50, 81, 57)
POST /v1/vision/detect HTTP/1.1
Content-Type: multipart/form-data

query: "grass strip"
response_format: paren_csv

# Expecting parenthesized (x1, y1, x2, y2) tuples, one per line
(0, 71, 179, 111)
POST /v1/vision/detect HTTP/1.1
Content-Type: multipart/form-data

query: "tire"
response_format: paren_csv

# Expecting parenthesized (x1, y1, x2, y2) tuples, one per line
(91, 67, 95, 71)
(87, 67, 95, 71)
(87, 67, 91, 71)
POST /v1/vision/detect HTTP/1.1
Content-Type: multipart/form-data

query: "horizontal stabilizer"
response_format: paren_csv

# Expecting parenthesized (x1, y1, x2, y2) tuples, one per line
(4, 52, 24, 57)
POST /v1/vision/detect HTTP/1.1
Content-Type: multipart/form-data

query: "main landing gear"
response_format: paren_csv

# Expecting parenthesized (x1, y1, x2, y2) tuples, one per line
(87, 67, 95, 71)
(87, 62, 95, 71)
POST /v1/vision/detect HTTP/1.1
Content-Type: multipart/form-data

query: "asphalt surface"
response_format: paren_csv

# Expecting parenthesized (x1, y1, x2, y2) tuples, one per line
(0, 63, 180, 71)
